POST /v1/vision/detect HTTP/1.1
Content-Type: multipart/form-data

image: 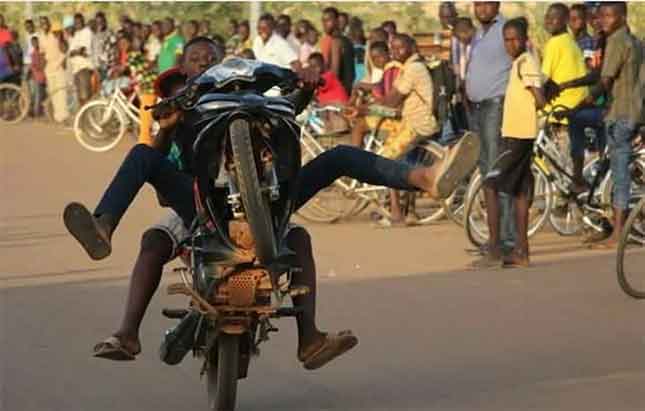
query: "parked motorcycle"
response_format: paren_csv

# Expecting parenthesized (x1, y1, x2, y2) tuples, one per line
(149, 59, 311, 411)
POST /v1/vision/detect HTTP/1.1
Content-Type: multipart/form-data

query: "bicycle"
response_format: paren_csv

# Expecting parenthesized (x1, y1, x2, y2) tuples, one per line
(617, 193, 645, 299)
(0, 78, 30, 124)
(73, 78, 144, 152)
(465, 106, 645, 249)
(297, 105, 453, 225)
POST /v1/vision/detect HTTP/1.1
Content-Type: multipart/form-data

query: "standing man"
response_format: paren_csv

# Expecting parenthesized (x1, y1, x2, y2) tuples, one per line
(68, 13, 95, 108)
(439, 2, 459, 30)
(252, 14, 300, 70)
(92, 12, 116, 81)
(157, 18, 184, 73)
(40, 16, 69, 123)
(320, 7, 354, 95)
(590, 2, 642, 247)
(146, 21, 163, 65)
(23, 19, 38, 115)
(465, 1, 514, 264)
(276, 15, 300, 53)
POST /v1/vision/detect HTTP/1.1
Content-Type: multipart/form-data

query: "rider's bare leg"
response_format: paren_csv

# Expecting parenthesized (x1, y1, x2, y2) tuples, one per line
(389, 190, 404, 222)
(286, 227, 326, 357)
(351, 117, 368, 148)
(111, 229, 174, 354)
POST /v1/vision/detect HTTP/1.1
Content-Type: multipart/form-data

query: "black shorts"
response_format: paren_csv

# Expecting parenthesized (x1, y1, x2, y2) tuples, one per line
(485, 137, 534, 196)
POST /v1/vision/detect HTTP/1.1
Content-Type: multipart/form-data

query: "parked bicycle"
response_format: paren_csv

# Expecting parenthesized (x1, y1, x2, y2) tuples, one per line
(73, 78, 145, 152)
(297, 104, 467, 225)
(0, 80, 30, 124)
(465, 106, 645, 248)
(616, 193, 645, 299)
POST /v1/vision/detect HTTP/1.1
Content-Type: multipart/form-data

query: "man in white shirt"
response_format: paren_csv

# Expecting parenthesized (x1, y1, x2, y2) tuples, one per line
(276, 14, 301, 53)
(252, 14, 300, 70)
(68, 13, 94, 106)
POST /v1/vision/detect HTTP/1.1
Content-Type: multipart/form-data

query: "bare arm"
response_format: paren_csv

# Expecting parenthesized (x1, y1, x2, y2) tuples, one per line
(329, 38, 342, 77)
(375, 88, 405, 108)
(528, 86, 546, 110)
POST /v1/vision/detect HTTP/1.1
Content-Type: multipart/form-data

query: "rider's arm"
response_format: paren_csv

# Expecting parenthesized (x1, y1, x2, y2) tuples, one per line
(559, 69, 601, 90)
(151, 112, 182, 155)
(286, 88, 315, 115)
(528, 86, 546, 110)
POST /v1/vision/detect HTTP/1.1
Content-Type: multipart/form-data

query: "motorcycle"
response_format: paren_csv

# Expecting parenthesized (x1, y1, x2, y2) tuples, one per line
(150, 58, 311, 411)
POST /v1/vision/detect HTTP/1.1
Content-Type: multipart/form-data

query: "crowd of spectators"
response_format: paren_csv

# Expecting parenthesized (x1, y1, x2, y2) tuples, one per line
(1, 2, 643, 266)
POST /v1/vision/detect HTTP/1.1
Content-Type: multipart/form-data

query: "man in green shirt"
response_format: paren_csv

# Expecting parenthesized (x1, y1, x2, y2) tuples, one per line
(158, 17, 184, 72)
(590, 2, 643, 248)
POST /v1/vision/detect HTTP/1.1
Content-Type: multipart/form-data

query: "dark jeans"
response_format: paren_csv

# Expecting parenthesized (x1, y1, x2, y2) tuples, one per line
(95, 144, 414, 229)
(568, 106, 606, 160)
(469, 97, 516, 248)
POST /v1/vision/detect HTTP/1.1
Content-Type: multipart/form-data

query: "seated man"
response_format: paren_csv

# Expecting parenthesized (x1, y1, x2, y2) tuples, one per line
(63, 36, 479, 367)
(349, 34, 477, 227)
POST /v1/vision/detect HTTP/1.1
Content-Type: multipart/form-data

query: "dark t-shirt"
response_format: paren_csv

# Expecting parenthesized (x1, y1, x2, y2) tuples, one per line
(338, 35, 355, 95)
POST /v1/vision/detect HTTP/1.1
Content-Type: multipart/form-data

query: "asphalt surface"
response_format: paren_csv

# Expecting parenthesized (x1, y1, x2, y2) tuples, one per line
(1, 121, 645, 411)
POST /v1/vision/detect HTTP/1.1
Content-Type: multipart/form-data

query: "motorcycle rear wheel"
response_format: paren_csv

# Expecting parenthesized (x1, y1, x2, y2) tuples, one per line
(229, 118, 277, 264)
(207, 334, 240, 411)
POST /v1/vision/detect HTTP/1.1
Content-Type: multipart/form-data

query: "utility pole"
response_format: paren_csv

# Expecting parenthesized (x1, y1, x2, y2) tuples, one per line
(25, 1, 34, 20)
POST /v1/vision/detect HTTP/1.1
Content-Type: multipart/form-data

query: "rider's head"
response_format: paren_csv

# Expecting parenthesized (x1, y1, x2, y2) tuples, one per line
(180, 37, 223, 79)
(307, 52, 326, 74)
(369, 41, 390, 69)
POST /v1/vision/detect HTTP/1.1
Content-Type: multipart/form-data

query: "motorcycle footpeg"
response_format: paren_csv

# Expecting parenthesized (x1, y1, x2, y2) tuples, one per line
(162, 308, 190, 319)
(288, 285, 310, 297)
(274, 307, 304, 317)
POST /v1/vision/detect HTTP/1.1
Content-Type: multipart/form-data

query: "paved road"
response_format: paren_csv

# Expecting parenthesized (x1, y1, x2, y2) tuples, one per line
(1, 122, 645, 411)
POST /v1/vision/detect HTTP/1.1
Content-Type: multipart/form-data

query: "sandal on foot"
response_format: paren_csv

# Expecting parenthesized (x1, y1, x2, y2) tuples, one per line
(93, 336, 140, 361)
(301, 331, 358, 370)
(434, 132, 480, 199)
(63, 202, 112, 260)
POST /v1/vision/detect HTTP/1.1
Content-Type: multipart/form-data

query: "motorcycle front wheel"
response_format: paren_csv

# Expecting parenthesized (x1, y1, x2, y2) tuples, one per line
(229, 118, 278, 264)
(207, 334, 240, 411)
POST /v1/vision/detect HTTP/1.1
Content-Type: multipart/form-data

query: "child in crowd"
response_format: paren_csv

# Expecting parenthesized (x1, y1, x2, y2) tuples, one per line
(308, 52, 348, 105)
(484, 17, 545, 267)
(452, 17, 474, 85)
(29, 36, 47, 117)
(299, 26, 319, 67)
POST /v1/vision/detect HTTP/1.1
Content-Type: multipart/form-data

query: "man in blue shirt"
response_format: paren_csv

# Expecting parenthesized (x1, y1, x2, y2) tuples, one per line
(465, 1, 515, 265)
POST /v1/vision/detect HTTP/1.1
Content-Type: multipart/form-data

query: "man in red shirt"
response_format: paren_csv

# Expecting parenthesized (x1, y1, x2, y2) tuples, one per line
(308, 52, 348, 105)
(0, 14, 13, 47)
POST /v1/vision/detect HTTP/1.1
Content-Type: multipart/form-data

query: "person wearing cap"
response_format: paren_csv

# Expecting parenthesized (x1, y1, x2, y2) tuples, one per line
(39, 16, 69, 123)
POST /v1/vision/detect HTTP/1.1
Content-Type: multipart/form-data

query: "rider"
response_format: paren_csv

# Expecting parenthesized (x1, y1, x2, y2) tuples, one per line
(64, 36, 479, 367)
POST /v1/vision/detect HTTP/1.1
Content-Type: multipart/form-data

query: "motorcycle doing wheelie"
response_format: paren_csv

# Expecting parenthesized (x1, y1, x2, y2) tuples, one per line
(150, 59, 312, 411)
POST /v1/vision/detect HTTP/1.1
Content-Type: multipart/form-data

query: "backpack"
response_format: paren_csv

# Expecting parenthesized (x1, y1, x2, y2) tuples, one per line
(425, 58, 456, 127)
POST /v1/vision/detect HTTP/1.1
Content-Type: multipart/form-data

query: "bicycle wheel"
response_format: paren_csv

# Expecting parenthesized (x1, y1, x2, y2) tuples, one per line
(74, 100, 126, 152)
(549, 190, 584, 236)
(464, 164, 552, 248)
(296, 134, 363, 223)
(442, 179, 469, 227)
(0, 83, 29, 124)
(617, 197, 645, 299)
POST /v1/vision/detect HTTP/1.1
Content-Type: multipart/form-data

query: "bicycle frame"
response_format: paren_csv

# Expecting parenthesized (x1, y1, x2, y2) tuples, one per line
(103, 88, 140, 125)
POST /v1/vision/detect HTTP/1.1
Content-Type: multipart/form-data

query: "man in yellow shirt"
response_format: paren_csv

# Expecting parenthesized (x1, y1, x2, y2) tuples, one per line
(542, 3, 588, 116)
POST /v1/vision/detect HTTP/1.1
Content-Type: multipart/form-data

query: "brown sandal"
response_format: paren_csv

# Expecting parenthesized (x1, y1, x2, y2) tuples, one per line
(300, 330, 358, 370)
(93, 336, 141, 361)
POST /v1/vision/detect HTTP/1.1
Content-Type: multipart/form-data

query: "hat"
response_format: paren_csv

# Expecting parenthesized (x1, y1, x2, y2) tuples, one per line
(63, 15, 74, 29)
(154, 67, 187, 98)
(51, 21, 63, 32)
